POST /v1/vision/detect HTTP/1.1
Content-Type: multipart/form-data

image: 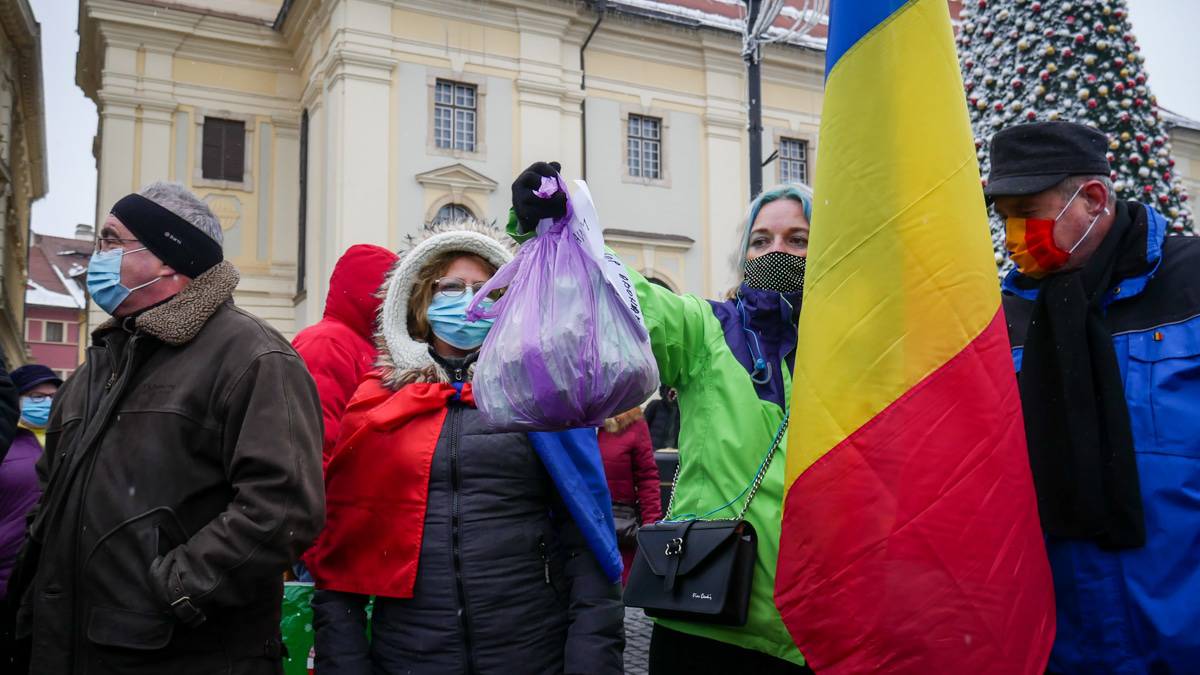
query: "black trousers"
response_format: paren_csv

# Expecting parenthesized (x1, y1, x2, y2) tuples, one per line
(649, 624, 814, 675)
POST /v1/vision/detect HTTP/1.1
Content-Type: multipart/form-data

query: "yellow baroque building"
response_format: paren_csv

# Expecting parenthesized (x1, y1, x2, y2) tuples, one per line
(76, 0, 1200, 337)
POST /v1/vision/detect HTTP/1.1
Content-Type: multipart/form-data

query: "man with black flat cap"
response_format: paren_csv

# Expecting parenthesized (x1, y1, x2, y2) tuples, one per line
(992, 121, 1200, 673)
(4, 182, 324, 674)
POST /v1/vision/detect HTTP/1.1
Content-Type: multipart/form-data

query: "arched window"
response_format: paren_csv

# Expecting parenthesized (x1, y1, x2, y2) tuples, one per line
(434, 203, 474, 223)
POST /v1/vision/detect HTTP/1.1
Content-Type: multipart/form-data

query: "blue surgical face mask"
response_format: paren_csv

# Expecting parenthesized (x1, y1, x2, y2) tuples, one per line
(427, 290, 495, 350)
(20, 396, 52, 428)
(87, 247, 160, 315)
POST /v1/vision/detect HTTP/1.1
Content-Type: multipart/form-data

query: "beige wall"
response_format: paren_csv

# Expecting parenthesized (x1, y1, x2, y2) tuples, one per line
(80, 0, 302, 334)
(78, 0, 1200, 341)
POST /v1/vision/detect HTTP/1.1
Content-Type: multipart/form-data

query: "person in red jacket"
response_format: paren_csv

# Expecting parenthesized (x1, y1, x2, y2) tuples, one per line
(292, 244, 398, 460)
(598, 407, 662, 583)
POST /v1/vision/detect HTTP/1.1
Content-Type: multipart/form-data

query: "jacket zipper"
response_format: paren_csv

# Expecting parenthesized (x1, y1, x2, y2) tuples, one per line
(71, 335, 142, 669)
(539, 537, 551, 585)
(448, 405, 478, 674)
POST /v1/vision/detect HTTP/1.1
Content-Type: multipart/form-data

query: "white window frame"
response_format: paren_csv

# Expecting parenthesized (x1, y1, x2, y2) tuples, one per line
(621, 106, 671, 188)
(778, 137, 810, 185)
(427, 72, 487, 160)
(43, 320, 66, 344)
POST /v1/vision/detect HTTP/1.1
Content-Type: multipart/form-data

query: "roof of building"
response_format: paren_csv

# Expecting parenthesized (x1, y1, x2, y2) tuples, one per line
(26, 233, 90, 310)
(273, 1, 964, 45)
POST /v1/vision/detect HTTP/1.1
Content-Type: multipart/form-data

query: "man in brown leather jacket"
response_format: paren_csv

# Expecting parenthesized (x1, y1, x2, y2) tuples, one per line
(8, 182, 324, 675)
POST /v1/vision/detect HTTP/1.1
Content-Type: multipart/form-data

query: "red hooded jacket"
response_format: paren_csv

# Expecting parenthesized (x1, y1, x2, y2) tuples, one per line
(292, 244, 398, 459)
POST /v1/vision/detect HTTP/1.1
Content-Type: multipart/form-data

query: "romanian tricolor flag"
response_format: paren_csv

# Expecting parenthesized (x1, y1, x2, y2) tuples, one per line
(774, 0, 1056, 672)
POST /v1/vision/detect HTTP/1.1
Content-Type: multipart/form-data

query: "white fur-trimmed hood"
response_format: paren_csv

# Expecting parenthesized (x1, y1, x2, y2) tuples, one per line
(375, 220, 515, 388)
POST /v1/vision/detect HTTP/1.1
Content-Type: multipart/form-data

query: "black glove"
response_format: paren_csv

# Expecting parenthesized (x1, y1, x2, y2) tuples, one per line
(512, 161, 567, 234)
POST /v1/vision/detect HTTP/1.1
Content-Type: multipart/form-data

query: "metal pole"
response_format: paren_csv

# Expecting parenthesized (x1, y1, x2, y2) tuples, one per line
(580, 1, 607, 181)
(745, 0, 763, 199)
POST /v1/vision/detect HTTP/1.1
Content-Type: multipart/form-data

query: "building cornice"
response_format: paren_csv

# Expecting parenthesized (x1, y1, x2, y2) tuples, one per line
(0, 0, 47, 198)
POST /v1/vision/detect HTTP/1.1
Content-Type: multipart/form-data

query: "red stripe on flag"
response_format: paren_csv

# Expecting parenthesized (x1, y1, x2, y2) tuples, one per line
(776, 309, 1054, 673)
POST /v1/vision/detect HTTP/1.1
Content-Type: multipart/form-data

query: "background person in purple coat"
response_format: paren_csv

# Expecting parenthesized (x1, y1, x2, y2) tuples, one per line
(0, 365, 62, 600)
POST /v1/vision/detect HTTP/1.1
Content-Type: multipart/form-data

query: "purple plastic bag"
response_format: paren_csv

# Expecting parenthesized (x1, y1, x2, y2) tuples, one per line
(466, 177, 659, 430)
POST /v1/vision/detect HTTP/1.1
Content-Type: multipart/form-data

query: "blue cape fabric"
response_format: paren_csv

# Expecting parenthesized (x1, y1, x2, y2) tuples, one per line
(528, 428, 623, 584)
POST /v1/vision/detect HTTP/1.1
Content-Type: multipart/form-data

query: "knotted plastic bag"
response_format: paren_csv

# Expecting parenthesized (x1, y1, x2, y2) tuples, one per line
(466, 176, 659, 430)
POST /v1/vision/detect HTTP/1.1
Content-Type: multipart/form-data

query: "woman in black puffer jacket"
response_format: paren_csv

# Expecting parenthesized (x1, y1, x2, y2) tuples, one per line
(303, 222, 624, 675)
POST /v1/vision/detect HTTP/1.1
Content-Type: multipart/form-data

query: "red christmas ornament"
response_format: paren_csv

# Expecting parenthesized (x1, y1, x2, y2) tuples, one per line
(1114, 58, 1125, 68)
(1114, 83, 1125, 94)
(1160, 195, 1170, 205)
(1041, 70, 1051, 81)
(1137, 74, 1146, 84)
(1123, 33, 1135, 43)
(1131, 155, 1142, 165)
(1017, 65, 1027, 75)
(1183, 194, 1190, 202)
(1031, 2, 1042, 12)
(1012, 79, 1024, 89)
(1044, 29, 1054, 38)
(1144, 185, 1153, 194)
(1087, 98, 1099, 109)
(1063, 48, 1074, 58)
(1135, 98, 1145, 107)
(1106, 152, 1116, 162)
(1169, 159, 1176, 167)
(965, 82, 975, 92)
(1094, 22, 1105, 33)
(978, 0, 986, 8)
(1164, 172, 1172, 181)
(1087, 74, 1098, 83)
(1066, 15, 1076, 24)
(1120, 112, 1132, 123)
(1142, 143, 1152, 155)
(994, 102, 1005, 111)
(1136, 133, 1146, 142)
(1027, 110, 1037, 121)
(1114, 9, 1125, 19)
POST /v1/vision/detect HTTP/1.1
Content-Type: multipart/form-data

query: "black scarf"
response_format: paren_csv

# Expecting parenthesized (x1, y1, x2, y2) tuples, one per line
(1019, 201, 1147, 550)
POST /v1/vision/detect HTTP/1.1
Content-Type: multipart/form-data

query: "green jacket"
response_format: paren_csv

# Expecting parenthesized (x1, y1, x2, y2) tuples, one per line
(510, 219, 805, 665)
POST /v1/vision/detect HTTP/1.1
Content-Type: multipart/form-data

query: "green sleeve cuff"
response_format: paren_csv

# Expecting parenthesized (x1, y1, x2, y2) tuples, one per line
(506, 208, 536, 244)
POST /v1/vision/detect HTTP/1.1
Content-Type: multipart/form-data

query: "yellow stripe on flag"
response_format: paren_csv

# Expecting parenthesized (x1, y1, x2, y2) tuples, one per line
(787, 0, 1000, 483)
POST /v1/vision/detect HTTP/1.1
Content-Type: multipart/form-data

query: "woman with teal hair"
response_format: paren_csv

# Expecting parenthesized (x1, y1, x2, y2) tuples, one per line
(510, 163, 816, 674)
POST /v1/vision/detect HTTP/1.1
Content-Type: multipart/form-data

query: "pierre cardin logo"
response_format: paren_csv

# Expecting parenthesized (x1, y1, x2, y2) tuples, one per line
(691, 593, 713, 601)
(163, 230, 183, 245)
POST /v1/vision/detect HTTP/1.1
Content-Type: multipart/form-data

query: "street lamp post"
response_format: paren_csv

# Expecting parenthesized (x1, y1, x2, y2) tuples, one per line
(746, 0, 764, 199)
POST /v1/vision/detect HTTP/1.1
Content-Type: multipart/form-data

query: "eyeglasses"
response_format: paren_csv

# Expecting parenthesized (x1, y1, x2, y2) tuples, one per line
(433, 277, 504, 300)
(95, 236, 144, 253)
(22, 393, 54, 403)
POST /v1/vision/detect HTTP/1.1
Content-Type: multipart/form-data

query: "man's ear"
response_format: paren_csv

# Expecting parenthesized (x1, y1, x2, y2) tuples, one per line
(158, 264, 178, 278)
(1082, 180, 1111, 216)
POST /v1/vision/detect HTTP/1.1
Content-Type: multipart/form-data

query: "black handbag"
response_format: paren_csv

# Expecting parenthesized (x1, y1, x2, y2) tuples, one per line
(612, 502, 641, 547)
(623, 413, 789, 626)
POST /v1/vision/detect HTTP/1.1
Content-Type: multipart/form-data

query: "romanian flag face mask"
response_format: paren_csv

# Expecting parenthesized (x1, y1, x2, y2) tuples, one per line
(1004, 184, 1104, 279)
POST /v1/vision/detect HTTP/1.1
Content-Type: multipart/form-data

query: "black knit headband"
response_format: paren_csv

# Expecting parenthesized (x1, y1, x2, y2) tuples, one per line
(110, 193, 223, 278)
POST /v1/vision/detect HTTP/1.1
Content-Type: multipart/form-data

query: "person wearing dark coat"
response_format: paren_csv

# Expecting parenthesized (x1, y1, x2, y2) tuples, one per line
(292, 244, 398, 461)
(7, 183, 324, 675)
(304, 222, 624, 675)
(598, 407, 662, 583)
(643, 386, 680, 450)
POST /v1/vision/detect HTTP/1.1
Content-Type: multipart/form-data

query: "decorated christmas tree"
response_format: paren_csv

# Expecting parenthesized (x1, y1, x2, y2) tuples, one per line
(956, 0, 1194, 266)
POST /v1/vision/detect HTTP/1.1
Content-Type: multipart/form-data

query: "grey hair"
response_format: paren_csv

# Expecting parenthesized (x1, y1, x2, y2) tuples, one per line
(1056, 175, 1117, 206)
(137, 181, 224, 247)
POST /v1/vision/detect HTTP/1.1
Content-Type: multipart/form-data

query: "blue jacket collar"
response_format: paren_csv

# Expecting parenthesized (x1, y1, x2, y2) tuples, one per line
(1001, 203, 1167, 305)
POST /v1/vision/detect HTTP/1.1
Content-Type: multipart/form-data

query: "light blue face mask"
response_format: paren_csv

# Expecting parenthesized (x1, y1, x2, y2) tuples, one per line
(20, 396, 52, 428)
(427, 290, 495, 350)
(87, 247, 160, 315)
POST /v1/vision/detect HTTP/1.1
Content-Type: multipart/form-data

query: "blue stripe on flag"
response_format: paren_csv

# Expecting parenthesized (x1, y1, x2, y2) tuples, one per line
(825, 0, 913, 78)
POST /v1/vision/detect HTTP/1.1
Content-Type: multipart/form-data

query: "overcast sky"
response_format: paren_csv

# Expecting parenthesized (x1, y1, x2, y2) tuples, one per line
(27, 0, 1200, 238)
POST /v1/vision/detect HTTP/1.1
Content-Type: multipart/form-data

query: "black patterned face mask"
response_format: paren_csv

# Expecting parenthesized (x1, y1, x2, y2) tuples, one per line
(743, 251, 806, 293)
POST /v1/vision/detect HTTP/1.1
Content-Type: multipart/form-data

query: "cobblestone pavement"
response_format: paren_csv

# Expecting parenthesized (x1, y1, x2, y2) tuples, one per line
(624, 607, 652, 674)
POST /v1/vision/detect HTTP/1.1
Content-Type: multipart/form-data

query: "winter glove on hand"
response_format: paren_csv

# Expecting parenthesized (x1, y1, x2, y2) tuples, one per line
(511, 161, 567, 234)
